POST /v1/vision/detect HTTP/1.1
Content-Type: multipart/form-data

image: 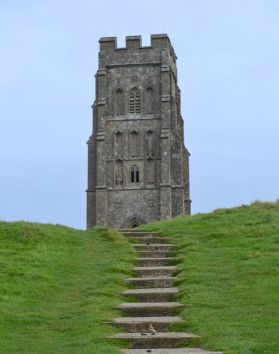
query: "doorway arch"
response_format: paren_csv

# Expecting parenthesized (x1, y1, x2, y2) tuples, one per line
(121, 215, 146, 229)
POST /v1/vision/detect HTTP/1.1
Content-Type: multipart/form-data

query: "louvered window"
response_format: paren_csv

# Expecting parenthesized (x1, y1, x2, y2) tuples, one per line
(129, 88, 141, 114)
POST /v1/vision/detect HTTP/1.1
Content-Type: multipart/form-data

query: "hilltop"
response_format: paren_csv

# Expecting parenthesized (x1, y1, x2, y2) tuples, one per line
(139, 200, 279, 354)
(1, 201, 279, 353)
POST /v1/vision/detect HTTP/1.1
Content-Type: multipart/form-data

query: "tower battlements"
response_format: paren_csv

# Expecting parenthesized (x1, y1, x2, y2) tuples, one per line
(99, 34, 177, 62)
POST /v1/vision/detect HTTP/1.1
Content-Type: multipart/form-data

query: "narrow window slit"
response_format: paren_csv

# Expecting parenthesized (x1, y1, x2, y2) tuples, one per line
(131, 165, 139, 183)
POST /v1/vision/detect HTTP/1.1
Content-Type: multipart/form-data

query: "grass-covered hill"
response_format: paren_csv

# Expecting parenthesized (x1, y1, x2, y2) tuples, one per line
(1, 200, 279, 354)
(0, 224, 135, 354)
(139, 200, 279, 354)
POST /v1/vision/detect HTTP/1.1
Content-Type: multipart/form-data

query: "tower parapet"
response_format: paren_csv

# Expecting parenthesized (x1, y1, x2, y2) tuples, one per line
(99, 34, 176, 54)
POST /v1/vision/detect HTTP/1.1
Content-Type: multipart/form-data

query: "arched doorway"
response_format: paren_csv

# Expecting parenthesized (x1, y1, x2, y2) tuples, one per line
(121, 215, 146, 229)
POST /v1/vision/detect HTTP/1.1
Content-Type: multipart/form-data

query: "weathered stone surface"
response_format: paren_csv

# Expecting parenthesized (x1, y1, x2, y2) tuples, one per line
(114, 302, 184, 316)
(121, 287, 179, 302)
(108, 332, 199, 348)
(136, 257, 178, 267)
(133, 244, 176, 252)
(111, 316, 183, 332)
(129, 237, 173, 244)
(136, 250, 176, 258)
(133, 266, 177, 277)
(87, 34, 191, 229)
(126, 276, 177, 288)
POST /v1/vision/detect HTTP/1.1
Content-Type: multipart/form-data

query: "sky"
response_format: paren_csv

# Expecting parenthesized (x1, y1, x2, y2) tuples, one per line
(0, 0, 278, 229)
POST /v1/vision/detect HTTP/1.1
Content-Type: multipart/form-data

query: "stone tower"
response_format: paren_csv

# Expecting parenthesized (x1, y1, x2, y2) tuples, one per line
(87, 34, 190, 229)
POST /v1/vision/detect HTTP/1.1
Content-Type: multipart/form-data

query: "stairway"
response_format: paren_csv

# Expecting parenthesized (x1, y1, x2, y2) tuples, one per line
(107, 230, 222, 354)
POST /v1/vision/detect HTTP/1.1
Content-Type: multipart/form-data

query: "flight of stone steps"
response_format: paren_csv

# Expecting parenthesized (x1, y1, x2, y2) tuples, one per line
(107, 230, 222, 354)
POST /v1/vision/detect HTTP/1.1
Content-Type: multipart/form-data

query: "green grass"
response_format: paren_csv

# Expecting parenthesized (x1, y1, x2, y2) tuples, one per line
(1, 201, 279, 354)
(0, 223, 135, 354)
(139, 201, 279, 354)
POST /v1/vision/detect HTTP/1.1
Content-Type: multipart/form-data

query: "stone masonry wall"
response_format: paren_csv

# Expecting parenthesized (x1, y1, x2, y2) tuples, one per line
(87, 34, 190, 229)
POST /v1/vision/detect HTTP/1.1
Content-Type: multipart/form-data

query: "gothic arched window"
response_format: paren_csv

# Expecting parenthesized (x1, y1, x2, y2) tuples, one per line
(129, 88, 141, 114)
(145, 87, 154, 114)
(115, 88, 124, 115)
(131, 165, 139, 183)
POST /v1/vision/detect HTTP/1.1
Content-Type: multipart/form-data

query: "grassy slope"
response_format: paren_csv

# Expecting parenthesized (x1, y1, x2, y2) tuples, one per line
(139, 201, 279, 354)
(0, 223, 134, 354)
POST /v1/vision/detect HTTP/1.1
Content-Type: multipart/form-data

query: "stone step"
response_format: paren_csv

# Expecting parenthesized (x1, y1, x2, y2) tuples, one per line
(114, 302, 184, 317)
(128, 237, 172, 244)
(120, 231, 161, 237)
(126, 276, 176, 288)
(133, 244, 176, 252)
(121, 349, 223, 354)
(108, 332, 199, 349)
(110, 316, 183, 332)
(133, 266, 177, 278)
(121, 287, 179, 302)
(136, 258, 178, 267)
(136, 251, 176, 258)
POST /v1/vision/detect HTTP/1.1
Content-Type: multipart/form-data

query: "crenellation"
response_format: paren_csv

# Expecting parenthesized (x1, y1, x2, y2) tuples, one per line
(98, 34, 177, 66)
(126, 35, 142, 49)
(151, 34, 170, 48)
(99, 37, 117, 51)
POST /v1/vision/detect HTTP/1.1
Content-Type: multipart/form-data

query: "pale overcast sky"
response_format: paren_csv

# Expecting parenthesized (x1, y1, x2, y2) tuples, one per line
(0, 0, 278, 229)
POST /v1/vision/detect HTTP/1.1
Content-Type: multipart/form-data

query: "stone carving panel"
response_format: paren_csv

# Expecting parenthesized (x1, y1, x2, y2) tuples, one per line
(115, 159, 123, 186)
(146, 129, 154, 158)
(114, 130, 123, 159)
(145, 87, 154, 114)
(114, 88, 124, 116)
(106, 161, 114, 188)
(129, 130, 139, 158)
(146, 159, 154, 185)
